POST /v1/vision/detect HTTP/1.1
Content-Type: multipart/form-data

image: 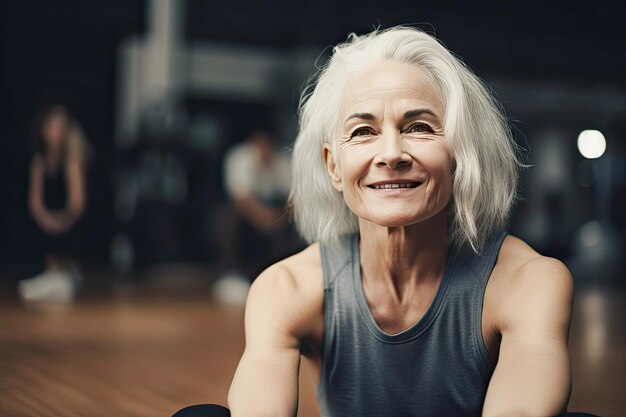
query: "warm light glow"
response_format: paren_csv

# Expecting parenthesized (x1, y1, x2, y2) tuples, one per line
(577, 129, 606, 159)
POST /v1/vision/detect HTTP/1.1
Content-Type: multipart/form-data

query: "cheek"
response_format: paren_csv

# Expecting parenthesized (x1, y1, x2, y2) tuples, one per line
(433, 155, 453, 184)
(411, 143, 454, 197)
(412, 141, 452, 174)
(338, 144, 373, 184)
(336, 147, 372, 213)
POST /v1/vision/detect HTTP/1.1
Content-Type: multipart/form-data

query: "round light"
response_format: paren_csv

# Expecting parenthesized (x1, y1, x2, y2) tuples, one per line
(577, 130, 606, 159)
(580, 220, 601, 248)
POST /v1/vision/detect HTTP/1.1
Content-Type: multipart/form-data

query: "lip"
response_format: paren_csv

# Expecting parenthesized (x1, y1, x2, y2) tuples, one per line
(366, 179, 423, 188)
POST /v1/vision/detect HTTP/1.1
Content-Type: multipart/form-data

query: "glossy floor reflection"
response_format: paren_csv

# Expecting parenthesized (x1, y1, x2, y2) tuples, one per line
(0, 282, 623, 417)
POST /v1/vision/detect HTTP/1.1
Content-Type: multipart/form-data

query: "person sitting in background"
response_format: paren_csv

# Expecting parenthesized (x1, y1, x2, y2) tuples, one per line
(19, 104, 93, 302)
(225, 130, 290, 231)
(213, 130, 300, 305)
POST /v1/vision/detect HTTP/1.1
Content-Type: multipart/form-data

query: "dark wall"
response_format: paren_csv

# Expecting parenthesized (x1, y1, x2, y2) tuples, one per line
(186, 0, 626, 84)
(0, 0, 624, 267)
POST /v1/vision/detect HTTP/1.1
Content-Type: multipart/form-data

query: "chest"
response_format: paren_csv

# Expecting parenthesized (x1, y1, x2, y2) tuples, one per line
(301, 269, 503, 387)
(247, 159, 290, 198)
(359, 277, 442, 335)
(300, 231, 518, 417)
(43, 168, 68, 209)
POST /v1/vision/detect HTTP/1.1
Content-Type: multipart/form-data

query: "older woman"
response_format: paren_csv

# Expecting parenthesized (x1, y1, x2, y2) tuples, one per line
(174, 26, 581, 417)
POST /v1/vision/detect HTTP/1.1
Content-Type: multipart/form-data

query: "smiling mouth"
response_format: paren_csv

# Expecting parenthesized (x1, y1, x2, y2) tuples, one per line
(368, 182, 421, 189)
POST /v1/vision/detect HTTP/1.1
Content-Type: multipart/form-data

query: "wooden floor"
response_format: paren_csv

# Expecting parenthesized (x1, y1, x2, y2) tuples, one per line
(0, 281, 623, 417)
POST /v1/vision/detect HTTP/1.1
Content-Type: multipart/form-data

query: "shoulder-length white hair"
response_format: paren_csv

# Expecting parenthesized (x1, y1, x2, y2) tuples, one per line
(289, 26, 522, 253)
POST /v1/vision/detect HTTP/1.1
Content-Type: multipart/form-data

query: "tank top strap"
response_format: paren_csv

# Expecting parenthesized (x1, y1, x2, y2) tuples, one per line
(447, 229, 509, 370)
(478, 229, 509, 277)
(450, 229, 509, 278)
(319, 233, 354, 291)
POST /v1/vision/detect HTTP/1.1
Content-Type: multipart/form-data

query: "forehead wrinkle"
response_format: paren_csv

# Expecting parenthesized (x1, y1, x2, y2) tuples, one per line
(342, 63, 444, 122)
(343, 96, 442, 130)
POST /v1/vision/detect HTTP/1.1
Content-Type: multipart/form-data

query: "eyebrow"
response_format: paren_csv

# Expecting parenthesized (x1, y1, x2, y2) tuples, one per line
(344, 108, 441, 124)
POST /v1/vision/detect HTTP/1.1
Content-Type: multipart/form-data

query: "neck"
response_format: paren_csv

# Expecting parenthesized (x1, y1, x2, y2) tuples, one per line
(45, 145, 64, 162)
(357, 209, 449, 303)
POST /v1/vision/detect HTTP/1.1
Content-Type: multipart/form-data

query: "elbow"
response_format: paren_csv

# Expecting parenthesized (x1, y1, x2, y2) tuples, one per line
(483, 403, 568, 417)
(67, 199, 86, 219)
(230, 410, 293, 417)
(228, 397, 294, 417)
(28, 196, 44, 220)
(28, 198, 37, 218)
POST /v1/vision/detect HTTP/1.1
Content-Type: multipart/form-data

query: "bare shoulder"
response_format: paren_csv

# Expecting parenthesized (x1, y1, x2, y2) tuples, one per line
(279, 241, 324, 289)
(496, 235, 573, 291)
(490, 235, 574, 332)
(251, 242, 322, 298)
(65, 153, 84, 169)
(246, 242, 323, 341)
(30, 154, 44, 171)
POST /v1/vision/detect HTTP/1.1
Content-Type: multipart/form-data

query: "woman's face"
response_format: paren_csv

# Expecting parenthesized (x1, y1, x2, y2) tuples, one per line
(324, 61, 453, 228)
(42, 111, 69, 151)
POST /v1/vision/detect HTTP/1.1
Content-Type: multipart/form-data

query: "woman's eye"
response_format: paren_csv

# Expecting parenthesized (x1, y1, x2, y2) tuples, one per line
(351, 127, 373, 138)
(407, 123, 434, 133)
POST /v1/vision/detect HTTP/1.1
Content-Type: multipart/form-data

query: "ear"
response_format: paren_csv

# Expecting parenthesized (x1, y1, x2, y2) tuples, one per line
(322, 143, 343, 192)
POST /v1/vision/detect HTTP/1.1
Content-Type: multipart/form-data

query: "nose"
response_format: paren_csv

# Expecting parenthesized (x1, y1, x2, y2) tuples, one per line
(374, 130, 412, 169)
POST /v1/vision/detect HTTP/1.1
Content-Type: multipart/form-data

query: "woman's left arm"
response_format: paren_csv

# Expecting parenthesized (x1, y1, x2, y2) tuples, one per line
(58, 156, 86, 229)
(482, 258, 574, 417)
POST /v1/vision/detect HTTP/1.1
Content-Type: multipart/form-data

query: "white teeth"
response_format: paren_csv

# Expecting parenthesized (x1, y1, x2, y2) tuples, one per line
(371, 183, 417, 189)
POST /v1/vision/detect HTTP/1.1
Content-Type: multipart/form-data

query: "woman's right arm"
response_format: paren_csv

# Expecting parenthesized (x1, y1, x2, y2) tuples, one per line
(228, 263, 309, 417)
(28, 155, 60, 232)
(28, 155, 44, 218)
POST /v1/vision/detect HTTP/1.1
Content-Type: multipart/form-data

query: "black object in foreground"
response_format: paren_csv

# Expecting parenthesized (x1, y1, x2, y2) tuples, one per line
(172, 404, 230, 417)
(171, 404, 601, 417)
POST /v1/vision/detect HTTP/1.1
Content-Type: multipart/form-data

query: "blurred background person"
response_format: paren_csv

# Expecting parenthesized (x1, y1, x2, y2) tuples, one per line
(18, 104, 93, 302)
(213, 129, 302, 304)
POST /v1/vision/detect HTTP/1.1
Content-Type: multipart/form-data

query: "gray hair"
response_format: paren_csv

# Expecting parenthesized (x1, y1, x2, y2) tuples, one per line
(289, 26, 522, 253)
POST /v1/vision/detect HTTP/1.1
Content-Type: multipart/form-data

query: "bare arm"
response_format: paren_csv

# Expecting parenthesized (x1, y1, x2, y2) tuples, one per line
(28, 155, 63, 233)
(228, 264, 313, 417)
(482, 258, 574, 417)
(29, 155, 86, 234)
(28, 155, 45, 219)
(232, 194, 285, 231)
(57, 155, 86, 229)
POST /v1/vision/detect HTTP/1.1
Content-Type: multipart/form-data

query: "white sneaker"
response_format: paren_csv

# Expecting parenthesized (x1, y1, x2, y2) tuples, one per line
(212, 272, 250, 306)
(18, 269, 77, 303)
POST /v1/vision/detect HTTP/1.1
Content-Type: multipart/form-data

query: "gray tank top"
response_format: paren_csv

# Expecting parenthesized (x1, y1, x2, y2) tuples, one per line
(317, 230, 508, 417)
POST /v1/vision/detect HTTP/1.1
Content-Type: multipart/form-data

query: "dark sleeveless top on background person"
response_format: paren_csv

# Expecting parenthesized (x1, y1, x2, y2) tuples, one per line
(317, 230, 508, 417)
(37, 154, 85, 258)
(43, 156, 68, 211)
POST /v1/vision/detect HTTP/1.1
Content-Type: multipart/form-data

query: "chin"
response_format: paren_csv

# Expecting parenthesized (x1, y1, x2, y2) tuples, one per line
(358, 205, 449, 229)
(361, 212, 425, 228)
